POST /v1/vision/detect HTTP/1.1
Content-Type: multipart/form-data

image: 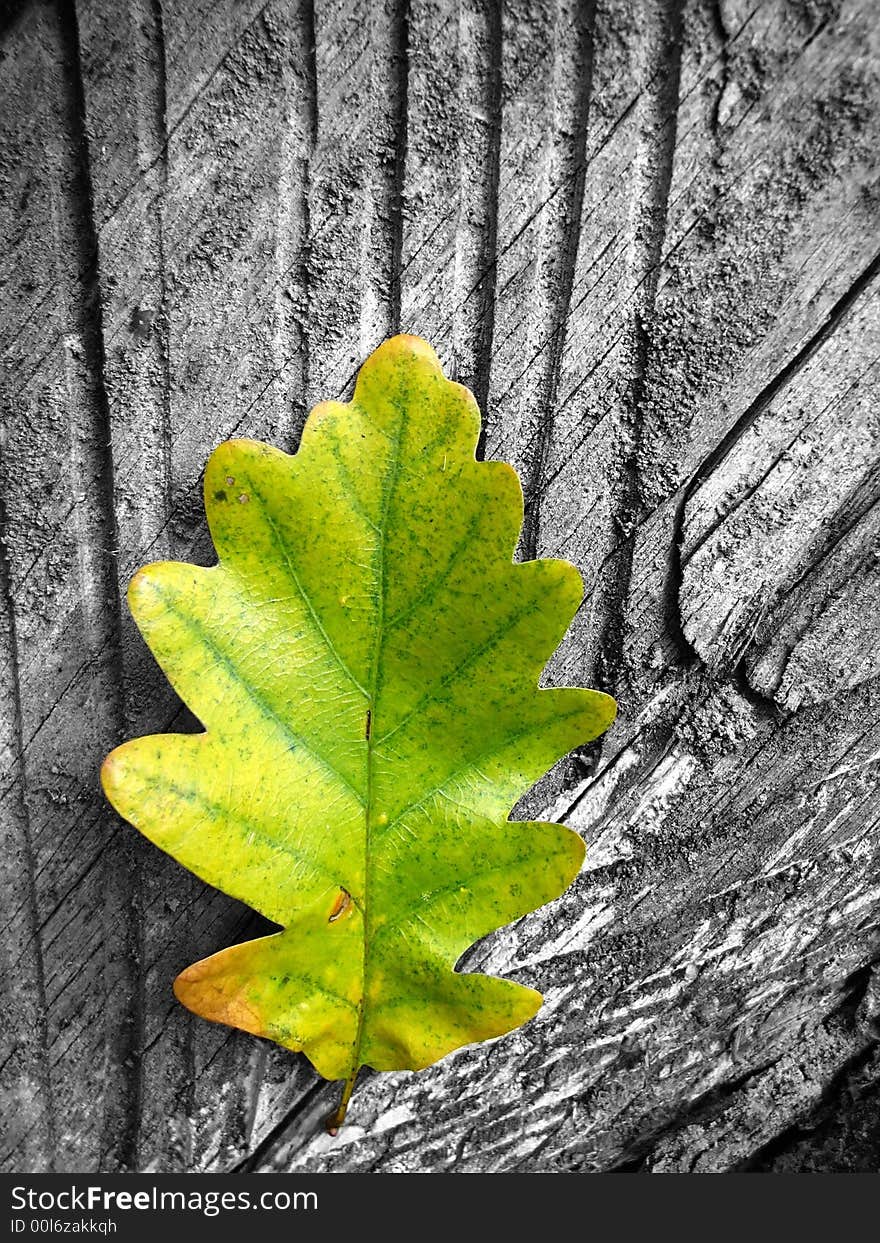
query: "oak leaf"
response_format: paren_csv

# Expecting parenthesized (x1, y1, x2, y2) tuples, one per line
(101, 335, 616, 1127)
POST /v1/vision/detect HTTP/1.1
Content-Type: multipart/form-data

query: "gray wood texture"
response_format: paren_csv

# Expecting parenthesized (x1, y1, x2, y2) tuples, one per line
(2, 0, 879, 1173)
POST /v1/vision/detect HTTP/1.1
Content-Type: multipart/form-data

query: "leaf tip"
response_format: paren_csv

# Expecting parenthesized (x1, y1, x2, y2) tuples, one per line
(596, 691, 618, 734)
(304, 399, 343, 433)
(173, 950, 270, 1040)
(567, 827, 587, 875)
(99, 747, 123, 800)
(126, 565, 152, 610)
(381, 332, 441, 367)
(516, 985, 545, 1027)
(171, 961, 198, 1007)
(126, 562, 171, 616)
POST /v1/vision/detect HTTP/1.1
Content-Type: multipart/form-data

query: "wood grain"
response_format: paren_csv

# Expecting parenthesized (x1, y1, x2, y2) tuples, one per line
(1, 0, 878, 1172)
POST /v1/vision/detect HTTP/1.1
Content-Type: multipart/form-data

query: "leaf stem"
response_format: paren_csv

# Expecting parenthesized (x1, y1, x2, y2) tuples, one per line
(326, 1068, 360, 1135)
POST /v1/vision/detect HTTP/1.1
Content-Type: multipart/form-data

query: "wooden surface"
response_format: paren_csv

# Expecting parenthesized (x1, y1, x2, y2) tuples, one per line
(2, 0, 879, 1173)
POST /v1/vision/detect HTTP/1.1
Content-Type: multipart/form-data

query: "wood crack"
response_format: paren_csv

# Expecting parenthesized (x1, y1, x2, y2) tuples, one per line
(388, 0, 410, 333)
(469, 0, 502, 431)
(0, 499, 56, 1172)
(57, 0, 143, 1172)
(519, 0, 595, 561)
(229, 1077, 330, 1173)
(588, 0, 683, 699)
(669, 247, 880, 677)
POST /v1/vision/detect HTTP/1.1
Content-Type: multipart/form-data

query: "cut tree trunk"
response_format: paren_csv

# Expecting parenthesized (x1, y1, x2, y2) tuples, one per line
(1, 0, 879, 1173)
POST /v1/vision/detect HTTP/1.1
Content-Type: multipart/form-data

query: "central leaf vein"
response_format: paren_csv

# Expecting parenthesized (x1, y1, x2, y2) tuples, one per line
(346, 390, 411, 1089)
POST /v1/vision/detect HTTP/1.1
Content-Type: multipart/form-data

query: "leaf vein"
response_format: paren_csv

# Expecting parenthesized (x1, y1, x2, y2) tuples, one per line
(376, 594, 539, 746)
(374, 858, 529, 948)
(245, 475, 370, 698)
(162, 597, 366, 806)
(375, 704, 589, 845)
(384, 510, 483, 633)
(158, 776, 352, 906)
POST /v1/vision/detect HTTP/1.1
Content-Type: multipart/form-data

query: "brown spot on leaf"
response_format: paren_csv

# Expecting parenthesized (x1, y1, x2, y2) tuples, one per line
(329, 888, 353, 923)
(237, 493, 249, 504)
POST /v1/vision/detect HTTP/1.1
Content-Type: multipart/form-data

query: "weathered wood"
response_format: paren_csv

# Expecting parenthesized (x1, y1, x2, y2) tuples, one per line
(1, 0, 879, 1173)
(0, 460, 53, 1172)
(1, 2, 138, 1171)
(682, 273, 880, 702)
(76, 0, 322, 1172)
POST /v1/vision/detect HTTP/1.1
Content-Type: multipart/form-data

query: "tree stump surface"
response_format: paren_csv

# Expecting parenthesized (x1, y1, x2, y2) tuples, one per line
(2, 0, 879, 1173)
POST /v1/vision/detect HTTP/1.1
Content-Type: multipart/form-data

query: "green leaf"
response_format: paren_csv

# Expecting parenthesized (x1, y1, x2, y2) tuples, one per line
(101, 335, 616, 1127)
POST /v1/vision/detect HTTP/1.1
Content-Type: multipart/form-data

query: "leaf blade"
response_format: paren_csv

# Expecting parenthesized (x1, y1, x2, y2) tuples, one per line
(101, 334, 616, 1113)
